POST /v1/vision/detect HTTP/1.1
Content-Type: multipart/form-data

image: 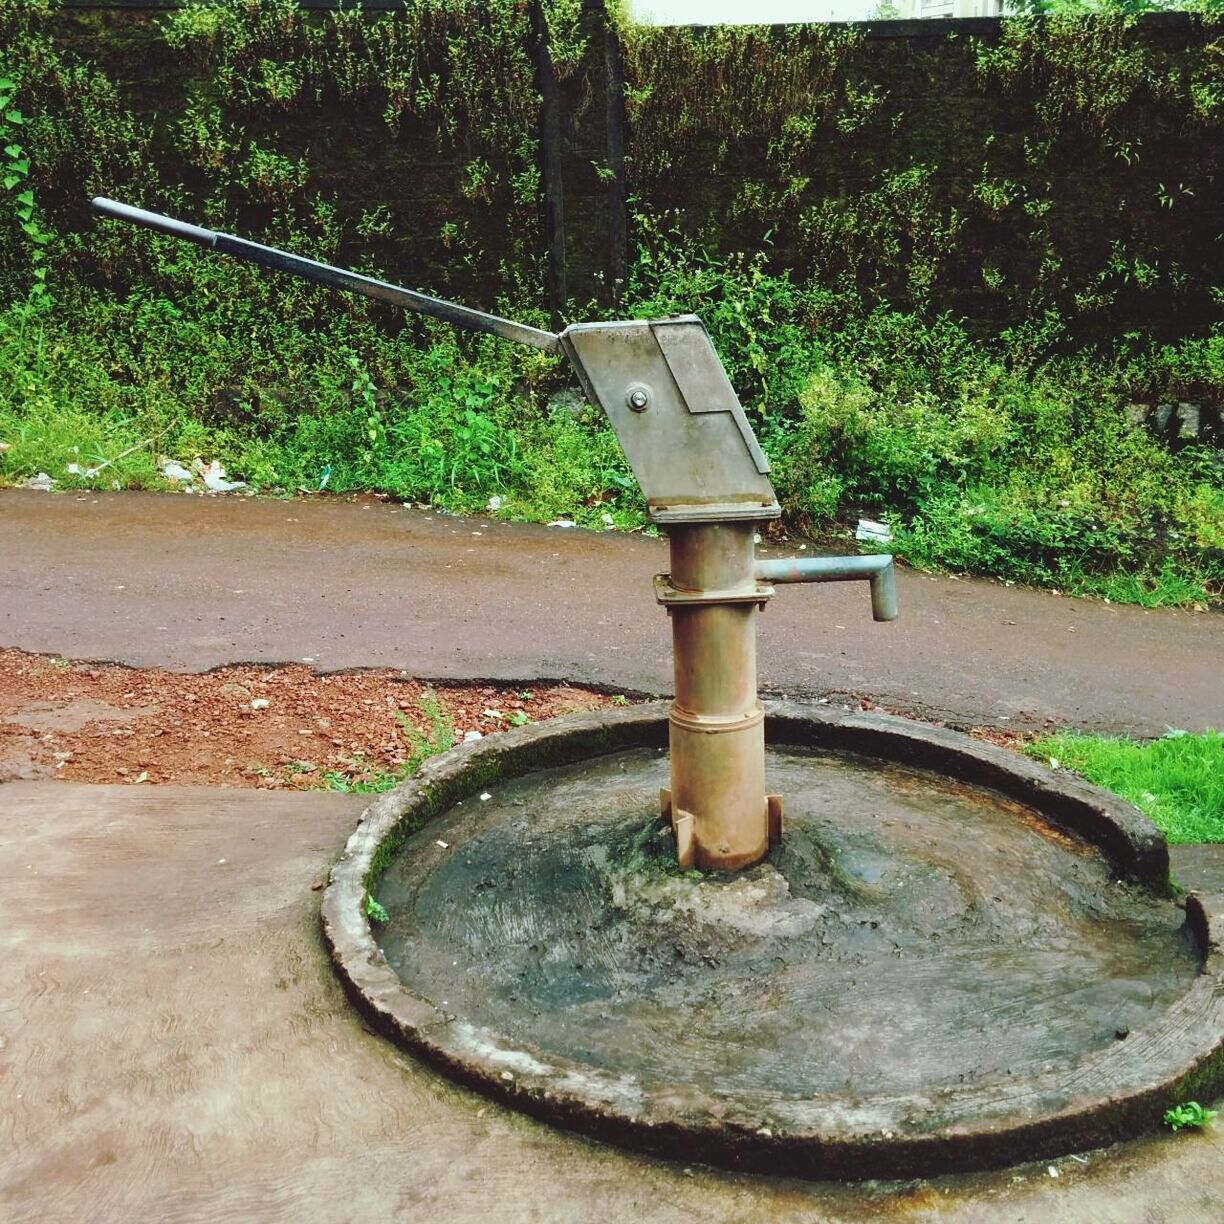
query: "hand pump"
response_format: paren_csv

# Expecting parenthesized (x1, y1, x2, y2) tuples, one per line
(92, 196, 898, 871)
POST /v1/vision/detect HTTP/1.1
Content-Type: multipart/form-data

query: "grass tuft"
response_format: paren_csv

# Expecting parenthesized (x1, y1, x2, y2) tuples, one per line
(1026, 729, 1224, 844)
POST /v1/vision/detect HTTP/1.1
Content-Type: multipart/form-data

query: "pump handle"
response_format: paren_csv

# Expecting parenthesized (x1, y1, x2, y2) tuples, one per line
(91, 197, 561, 353)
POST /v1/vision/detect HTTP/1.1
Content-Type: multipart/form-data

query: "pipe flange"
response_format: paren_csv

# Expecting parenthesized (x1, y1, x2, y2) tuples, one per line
(653, 573, 774, 607)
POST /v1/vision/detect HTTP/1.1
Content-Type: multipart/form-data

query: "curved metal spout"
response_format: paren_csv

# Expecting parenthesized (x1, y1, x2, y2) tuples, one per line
(755, 553, 898, 622)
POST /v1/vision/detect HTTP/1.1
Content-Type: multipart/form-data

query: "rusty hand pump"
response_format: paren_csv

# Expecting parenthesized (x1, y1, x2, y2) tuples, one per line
(91, 196, 898, 872)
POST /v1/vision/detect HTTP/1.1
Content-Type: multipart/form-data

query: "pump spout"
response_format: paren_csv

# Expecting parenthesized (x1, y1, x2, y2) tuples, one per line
(754, 553, 898, 622)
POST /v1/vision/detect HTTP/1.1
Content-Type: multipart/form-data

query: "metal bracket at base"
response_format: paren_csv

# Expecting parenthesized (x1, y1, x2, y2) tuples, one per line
(660, 787, 696, 870)
(767, 794, 783, 848)
(663, 787, 779, 869)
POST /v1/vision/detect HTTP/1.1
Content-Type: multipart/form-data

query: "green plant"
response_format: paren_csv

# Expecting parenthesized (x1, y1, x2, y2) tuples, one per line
(1163, 1101, 1218, 1131)
(364, 893, 389, 925)
(0, 76, 50, 305)
(507, 710, 531, 726)
(1026, 729, 1224, 843)
(393, 688, 456, 771)
(322, 754, 403, 793)
(321, 692, 457, 794)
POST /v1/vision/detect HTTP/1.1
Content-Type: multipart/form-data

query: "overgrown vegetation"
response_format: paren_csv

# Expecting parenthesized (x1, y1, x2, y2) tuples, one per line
(1027, 728, 1224, 842)
(0, 3, 1220, 606)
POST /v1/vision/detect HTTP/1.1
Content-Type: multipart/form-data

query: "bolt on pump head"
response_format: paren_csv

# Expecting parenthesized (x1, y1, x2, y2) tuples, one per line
(90, 196, 896, 873)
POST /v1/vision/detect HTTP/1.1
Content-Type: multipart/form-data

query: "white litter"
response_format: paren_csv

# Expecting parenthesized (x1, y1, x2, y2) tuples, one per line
(462, 730, 484, 743)
(20, 472, 55, 491)
(200, 460, 246, 493)
(435, 839, 450, 850)
(855, 518, 893, 544)
(160, 460, 194, 482)
(66, 462, 102, 479)
(251, 698, 270, 711)
(548, 519, 577, 528)
(479, 792, 492, 802)
(600, 512, 615, 527)
(487, 495, 504, 511)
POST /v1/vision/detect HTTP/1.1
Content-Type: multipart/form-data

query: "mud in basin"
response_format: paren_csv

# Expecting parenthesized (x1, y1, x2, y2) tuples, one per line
(323, 705, 1224, 1178)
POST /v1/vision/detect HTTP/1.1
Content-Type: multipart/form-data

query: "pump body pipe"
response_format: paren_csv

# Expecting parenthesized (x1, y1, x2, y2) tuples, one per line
(754, 554, 898, 622)
(90, 197, 562, 353)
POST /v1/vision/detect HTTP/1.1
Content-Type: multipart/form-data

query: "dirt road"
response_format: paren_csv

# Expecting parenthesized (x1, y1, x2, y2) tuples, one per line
(2, 489, 1220, 734)
(2, 488, 1222, 1220)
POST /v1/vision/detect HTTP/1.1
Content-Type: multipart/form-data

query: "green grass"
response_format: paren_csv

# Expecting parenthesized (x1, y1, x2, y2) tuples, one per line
(1026, 729, 1224, 844)
(2, 233, 1222, 608)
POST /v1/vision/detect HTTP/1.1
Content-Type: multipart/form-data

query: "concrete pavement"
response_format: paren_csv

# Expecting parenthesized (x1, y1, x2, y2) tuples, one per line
(1, 780, 1221, 1223)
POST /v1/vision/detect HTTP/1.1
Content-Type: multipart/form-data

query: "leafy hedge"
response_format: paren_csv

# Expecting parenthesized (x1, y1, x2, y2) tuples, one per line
(0, 2, 1220, 606)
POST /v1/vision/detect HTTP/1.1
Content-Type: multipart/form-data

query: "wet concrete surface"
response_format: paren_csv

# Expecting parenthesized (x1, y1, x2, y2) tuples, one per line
(1172, 843, 1224, 895)
(377, 748, 1198, 1109)
(3, 779, 1222, 1222)
(3, 489, 1221, 735)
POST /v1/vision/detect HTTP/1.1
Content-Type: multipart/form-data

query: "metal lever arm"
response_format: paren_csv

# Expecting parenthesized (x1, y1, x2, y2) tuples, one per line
(755, 554, 898, 622)
(90, 197, 561, 354)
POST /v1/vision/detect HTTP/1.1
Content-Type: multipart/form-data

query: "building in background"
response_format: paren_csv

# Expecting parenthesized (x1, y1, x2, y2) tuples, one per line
(628, 0, 1008, 23)
(898, 0, 1003, 15)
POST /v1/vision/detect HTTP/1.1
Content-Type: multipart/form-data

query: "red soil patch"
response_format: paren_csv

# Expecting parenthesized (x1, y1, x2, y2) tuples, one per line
(0, 648, 614, 789)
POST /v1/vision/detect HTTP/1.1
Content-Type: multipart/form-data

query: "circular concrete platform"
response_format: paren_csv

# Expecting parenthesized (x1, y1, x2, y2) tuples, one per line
(322, 703, 1224, 1179)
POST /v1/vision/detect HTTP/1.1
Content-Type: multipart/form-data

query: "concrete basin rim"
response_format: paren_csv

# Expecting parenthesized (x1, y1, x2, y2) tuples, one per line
(320, 701, 1224, 1178)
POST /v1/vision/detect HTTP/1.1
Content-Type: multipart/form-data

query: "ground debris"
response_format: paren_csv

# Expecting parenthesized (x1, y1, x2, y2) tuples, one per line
(0, 648, 614, 789)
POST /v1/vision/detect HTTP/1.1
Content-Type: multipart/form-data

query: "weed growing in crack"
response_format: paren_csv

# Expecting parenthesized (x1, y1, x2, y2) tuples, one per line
(1164, 1101, 1218, 1132)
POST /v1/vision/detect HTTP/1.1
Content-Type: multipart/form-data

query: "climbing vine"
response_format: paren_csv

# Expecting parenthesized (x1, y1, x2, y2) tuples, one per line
(0, 2, 1219, 344)
(0, 0, 546, 314)
(0, 74, 51, 305)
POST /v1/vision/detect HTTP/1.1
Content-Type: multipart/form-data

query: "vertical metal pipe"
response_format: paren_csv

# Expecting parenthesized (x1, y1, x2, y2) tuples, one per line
(666, 522, 768, 871)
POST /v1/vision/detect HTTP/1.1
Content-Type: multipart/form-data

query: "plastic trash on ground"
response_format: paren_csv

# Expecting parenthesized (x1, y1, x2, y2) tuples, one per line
(199, 460, 247, 494)
(855, 518, 893, 544)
